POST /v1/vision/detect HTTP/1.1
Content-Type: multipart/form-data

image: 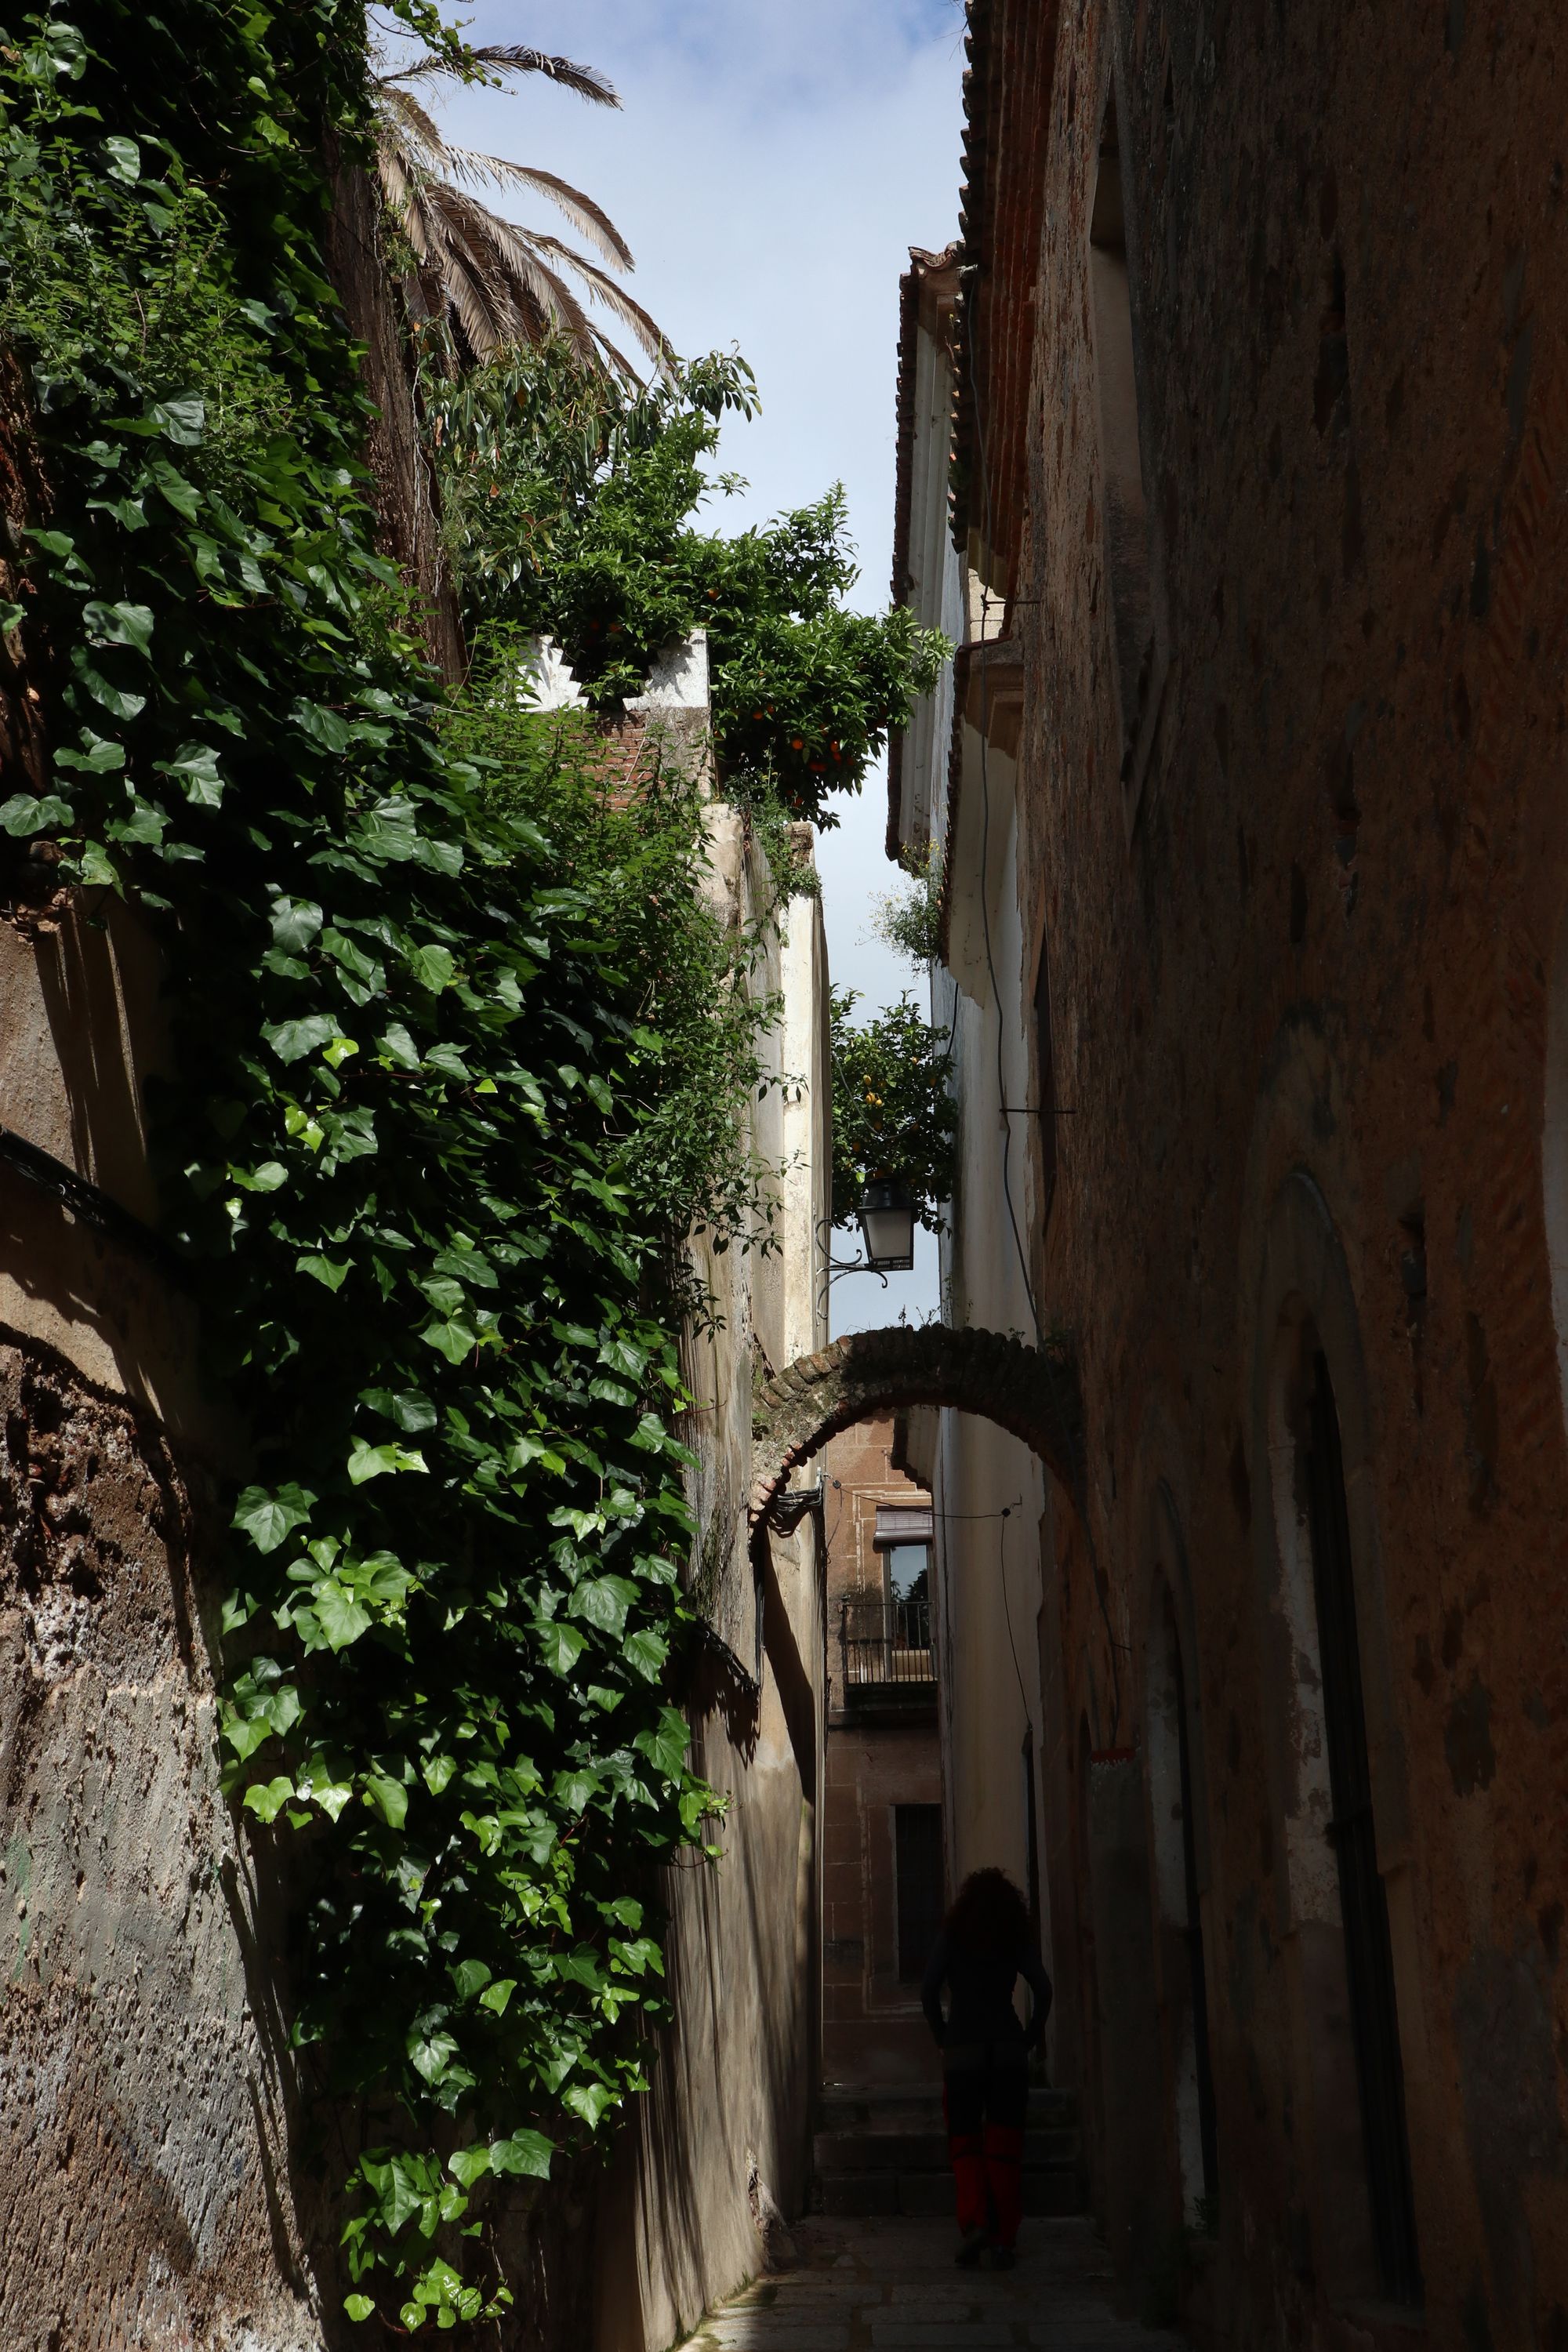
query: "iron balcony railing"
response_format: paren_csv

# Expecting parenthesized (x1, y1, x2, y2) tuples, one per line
(838, 1592, 935, 1692)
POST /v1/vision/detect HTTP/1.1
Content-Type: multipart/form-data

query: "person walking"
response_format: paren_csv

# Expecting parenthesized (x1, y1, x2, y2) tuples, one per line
(921, 1867, 1052, 2269)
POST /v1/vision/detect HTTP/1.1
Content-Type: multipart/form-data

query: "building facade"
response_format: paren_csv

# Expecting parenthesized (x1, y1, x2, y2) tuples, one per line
(890, 244, 1057, 2035)
(890, 2, 1568, 2345)
(821, 1412, 942, 2091)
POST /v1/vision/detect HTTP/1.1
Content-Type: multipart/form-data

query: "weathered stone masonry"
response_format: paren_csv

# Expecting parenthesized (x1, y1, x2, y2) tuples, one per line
(0, 1321, 321, 2349)
(905, 1, 1568, 2344)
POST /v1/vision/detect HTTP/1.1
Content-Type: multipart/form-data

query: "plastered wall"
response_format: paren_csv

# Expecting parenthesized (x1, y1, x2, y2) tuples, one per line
(0, 902, 322, 2347)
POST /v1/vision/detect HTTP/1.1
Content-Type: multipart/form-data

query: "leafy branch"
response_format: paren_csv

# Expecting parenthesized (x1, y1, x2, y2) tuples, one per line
(829, 988, 955, 1232)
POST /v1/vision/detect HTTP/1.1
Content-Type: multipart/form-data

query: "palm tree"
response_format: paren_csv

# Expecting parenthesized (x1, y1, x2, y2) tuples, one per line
(373, 45, 667, 379)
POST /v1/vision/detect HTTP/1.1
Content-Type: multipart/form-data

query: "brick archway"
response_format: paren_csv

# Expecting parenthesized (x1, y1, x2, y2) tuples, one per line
(750, 1323, 1082, 1521)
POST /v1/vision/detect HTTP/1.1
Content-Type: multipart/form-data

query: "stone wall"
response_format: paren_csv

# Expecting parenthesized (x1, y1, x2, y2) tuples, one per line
(593, 725, 835, 2349)
(1005, 0, 1568, 2341)
(0, 890, 324, 2347)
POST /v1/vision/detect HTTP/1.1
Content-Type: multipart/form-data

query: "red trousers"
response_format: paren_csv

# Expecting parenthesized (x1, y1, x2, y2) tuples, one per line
(943, 2056, 1028, 2247)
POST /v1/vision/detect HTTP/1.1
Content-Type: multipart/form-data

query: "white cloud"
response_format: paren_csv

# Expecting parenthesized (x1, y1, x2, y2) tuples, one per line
(430, 0, 965, 1326)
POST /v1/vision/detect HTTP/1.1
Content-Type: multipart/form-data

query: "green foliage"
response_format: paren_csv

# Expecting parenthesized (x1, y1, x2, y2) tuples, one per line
(0, 5, 750, 2326)
(869, 840, 943, 967)
(428, 338, 948, 827)
(451, 637, 781, 1276)
(829, 988, 955, 1231)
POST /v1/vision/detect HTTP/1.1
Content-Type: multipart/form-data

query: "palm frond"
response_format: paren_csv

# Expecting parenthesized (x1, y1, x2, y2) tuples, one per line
(385, 46, 620, 108)
(528, 235, 670, 363)
(376, 84, 452, 172)
(477, 212, 601, 362)
(369, 49, 662, 381)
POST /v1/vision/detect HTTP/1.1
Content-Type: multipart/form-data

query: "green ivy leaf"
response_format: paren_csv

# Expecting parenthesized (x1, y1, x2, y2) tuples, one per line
(74, 662, 146, 721)
(598, 1335, 648, 1380)
(408, 943, 456, 993)
(243, 1775, 296, 1824)
(489, 2131, 553, 2180)
(82, 598, 154, 658)
(535, 1621, 586, 1676)
(0, 794, 73, 835)
(562, 2080, 616, 2130)
(54, 731, 124, 774)
(234, 1484, 314, 1555)
(422, 1316, 476, 1365)
(347, 1439, 427, 1485)
(362, 1388, 437, 1434)
(408, 2024, 459, 2086)
(343, 2296, 375, 2324)
(376, 1022, 422, 1069)
(151, 393, 205, 445)
(635, 1706, 689, 1780)
(622, 1628, 670, 1682)
(263, 1013, 336, 1063)
(314, 1581, 372, 1651)
(153, 742, 225, 805)
(146, 456, 201, 521)
(365, 1774, 409, 1829)
(569, 1576, 637, 1638)
(297, 1253, 351, 1291)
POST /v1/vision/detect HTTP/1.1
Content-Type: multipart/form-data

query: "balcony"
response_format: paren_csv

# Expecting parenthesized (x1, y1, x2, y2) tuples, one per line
(837, 1592, 936, 1720)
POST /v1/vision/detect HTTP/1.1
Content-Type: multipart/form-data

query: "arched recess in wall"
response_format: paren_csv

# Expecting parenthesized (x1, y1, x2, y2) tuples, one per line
(1142, 1483, 1220, 2228)
(1250, 1170, 1425, 2314)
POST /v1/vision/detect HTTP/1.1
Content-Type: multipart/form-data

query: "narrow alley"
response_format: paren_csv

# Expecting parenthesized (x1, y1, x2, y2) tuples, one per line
(677, 2220, 1189, 2352)
(5, 2, 1568, 2349)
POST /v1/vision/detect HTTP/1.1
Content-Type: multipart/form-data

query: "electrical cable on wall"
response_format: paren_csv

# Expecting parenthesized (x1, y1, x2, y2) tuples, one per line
(996, 1507, 1031, 1722)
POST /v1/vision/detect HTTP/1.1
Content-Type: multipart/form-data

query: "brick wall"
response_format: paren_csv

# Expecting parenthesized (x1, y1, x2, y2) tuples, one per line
(945, 0, 1568, 2341)
(821, 1417, 942, 2090)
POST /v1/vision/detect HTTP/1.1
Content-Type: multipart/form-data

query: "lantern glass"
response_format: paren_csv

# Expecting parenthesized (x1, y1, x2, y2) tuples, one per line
(858, 1175, 916, 1272)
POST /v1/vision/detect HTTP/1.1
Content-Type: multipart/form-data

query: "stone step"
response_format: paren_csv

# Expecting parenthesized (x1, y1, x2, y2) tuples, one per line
(818, 2085, 1076, 2133)
(812, 2081, 1087, 2222)
(816, 2166, 1084, 2219)
(812, 2124, 1081, 2173)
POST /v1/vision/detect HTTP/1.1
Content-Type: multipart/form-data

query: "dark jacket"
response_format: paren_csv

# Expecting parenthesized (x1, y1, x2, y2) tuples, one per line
(920, 1930, 1052, 2056)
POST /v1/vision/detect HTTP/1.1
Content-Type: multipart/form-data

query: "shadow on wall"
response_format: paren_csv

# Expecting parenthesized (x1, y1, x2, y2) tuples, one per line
(596, 1532, 818, 2352)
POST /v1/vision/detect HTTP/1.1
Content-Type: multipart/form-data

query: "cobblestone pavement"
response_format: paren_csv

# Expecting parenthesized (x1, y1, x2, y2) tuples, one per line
(675, 2216, 1190, 2351)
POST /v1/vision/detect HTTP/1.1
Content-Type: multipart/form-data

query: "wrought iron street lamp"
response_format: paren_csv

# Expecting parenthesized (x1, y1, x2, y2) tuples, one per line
(856, 1174, 916, 1273)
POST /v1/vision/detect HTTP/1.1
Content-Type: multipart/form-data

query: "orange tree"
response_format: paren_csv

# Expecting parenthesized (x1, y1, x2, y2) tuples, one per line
(829, 988, 955, 1232)
(427, 339, 949, 827)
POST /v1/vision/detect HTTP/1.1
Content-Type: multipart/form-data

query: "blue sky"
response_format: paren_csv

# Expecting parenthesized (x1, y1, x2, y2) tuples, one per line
(418, 0, 965, 1324)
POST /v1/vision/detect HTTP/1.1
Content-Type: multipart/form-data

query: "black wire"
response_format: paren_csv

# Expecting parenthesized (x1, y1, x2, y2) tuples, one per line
(998, 1510, 1031, 1723)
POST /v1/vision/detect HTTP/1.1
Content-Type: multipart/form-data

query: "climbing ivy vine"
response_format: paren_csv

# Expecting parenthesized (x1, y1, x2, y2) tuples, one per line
(0, 4, 779, 2330)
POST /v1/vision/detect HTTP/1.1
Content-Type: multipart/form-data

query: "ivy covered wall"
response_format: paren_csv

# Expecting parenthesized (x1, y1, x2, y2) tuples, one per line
(0, 2, 837, 2343)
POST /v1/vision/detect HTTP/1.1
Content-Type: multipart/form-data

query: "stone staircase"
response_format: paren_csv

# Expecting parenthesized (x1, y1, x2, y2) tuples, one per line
(813, 2082, 1085, 2219)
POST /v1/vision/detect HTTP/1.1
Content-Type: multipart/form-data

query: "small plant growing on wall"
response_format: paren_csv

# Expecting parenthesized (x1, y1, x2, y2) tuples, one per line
(869, 839, 943, 967)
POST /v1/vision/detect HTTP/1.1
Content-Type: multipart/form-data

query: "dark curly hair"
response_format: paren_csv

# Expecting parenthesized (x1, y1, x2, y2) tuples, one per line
(942, 1866, 1030, 1958)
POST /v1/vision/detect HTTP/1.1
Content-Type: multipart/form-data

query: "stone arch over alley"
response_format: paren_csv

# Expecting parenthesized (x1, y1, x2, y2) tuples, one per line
(749, 1323, 1083, 1523)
